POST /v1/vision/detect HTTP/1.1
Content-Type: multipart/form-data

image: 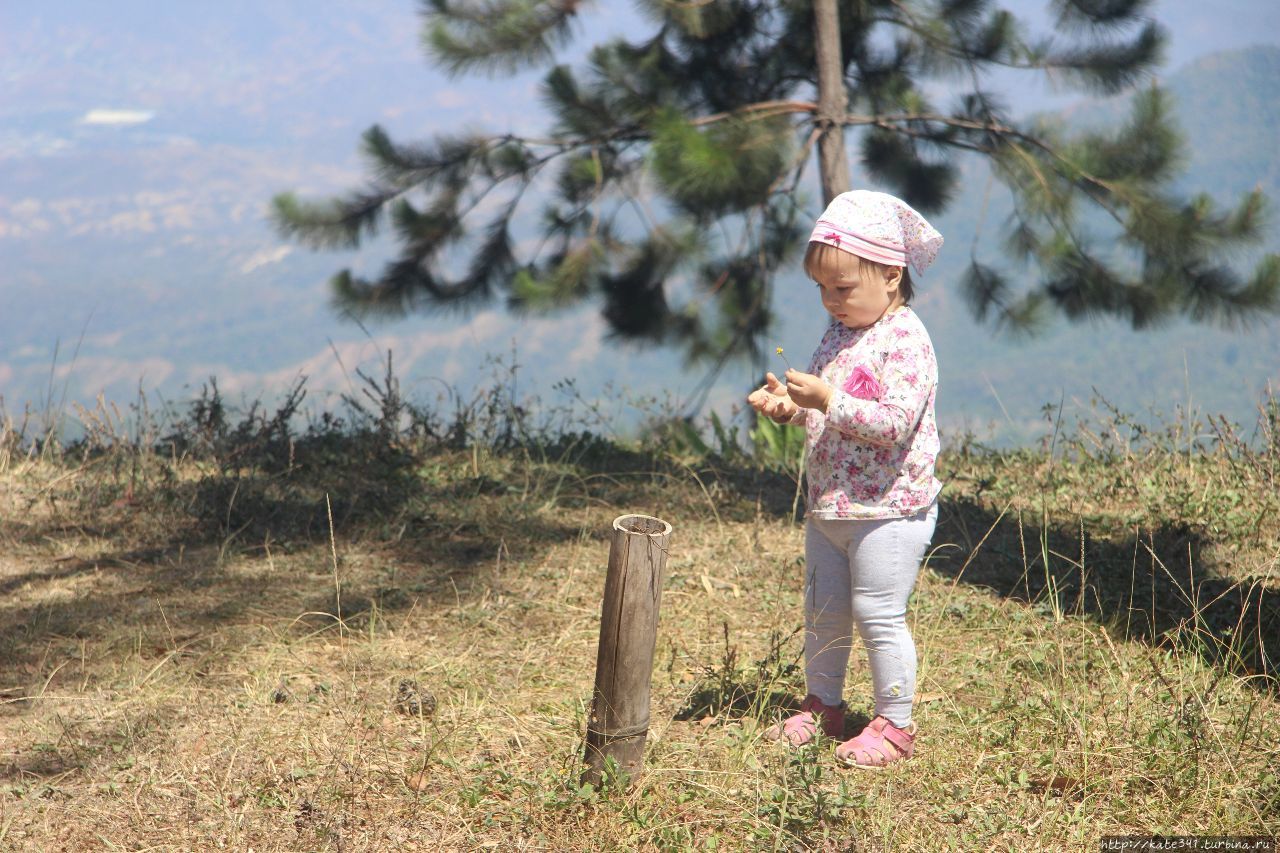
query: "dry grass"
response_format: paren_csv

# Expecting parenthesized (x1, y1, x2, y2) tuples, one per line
(0, 398, 1277, 851)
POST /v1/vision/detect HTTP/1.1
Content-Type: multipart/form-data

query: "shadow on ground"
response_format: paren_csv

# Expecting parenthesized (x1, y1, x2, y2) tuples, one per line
(674, 487, 1277, 732)
(930, 495, 1278, 682)
(0, 440, 608, 690)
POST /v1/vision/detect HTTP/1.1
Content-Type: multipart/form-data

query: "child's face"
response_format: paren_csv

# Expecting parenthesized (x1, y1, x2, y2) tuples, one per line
(812, 254, 904, 329)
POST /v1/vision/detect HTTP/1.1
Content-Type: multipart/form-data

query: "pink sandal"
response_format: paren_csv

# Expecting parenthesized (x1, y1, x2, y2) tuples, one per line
(763, 695, 845, 746)
(835, 715, 916, 769)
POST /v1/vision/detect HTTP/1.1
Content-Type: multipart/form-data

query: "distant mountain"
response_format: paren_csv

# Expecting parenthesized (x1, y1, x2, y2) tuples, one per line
(0, 2, 562, 418)
(1168, 46, 1280, 201)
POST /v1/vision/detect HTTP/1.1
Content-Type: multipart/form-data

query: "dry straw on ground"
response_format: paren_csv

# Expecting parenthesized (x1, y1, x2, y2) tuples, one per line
(0, 390, 1277, 850)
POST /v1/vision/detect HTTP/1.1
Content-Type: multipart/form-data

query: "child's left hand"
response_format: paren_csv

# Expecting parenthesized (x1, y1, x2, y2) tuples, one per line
(748, 372, 798, 421)
(785, 369, 833, 412)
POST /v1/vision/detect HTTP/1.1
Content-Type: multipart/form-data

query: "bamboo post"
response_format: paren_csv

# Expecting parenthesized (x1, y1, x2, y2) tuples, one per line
(582, 513, 673, 788)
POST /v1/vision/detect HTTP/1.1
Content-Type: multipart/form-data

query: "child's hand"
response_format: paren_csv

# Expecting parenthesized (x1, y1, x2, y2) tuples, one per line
(748, 372, 798, 421)
(784, 369, 833, 412)
(747, 372, 784, 409)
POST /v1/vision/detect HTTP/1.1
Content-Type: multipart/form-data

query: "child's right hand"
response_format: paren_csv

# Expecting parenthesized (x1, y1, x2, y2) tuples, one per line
(747, 372, 798, 421)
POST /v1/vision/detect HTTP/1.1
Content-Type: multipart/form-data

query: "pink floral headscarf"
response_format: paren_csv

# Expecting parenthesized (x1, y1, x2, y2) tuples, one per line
(809, 190, 944, 275)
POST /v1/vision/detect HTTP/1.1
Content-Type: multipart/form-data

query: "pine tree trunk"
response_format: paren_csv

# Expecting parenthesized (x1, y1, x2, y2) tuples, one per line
(813, 0, 851, 204)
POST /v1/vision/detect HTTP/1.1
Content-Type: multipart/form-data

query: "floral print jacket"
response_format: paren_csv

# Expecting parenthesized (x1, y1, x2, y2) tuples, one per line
(795, 307, 941, 519)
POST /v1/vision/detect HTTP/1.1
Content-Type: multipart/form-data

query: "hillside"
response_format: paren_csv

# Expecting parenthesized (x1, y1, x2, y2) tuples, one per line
(0, 390, 1276, 848)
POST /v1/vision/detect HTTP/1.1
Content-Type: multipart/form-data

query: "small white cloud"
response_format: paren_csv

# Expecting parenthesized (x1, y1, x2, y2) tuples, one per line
(80, 109, 155, 126)
(239, 245, 293, 275)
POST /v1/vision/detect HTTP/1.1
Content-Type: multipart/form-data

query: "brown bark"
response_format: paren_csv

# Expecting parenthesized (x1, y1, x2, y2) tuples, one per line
(813, 0, 851, 203)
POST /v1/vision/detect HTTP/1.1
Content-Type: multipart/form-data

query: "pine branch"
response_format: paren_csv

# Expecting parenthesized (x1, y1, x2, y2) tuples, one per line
(271, 188, 398, 251)
(359, 126, 494, 189)
(650, 109, 795, 218)
(1066, 88, 1181, 200)
(1171, 258, 1280, 327)
(1052, 0, 1154, 31)
(509, 239, 603, 312)
(1029, 20, 1164, 94)
(335, 201, 523, 320)
(884, 0, 1161, 90)
(860, 128, 958, 212)
(422, 0, 583, 78)
(330, 266, 421, 319)
(690, 100, 819, 127)
(960, 260, 1010, 322)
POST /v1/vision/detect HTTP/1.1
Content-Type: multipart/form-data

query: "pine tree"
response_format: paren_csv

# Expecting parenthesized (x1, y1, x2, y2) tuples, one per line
(273, 0, 1279, 365)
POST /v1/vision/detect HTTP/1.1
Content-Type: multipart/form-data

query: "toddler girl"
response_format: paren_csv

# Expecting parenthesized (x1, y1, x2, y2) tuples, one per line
(747, 189, 943, 769)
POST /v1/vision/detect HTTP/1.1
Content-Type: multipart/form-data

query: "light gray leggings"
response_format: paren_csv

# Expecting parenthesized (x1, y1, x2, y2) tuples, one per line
(803, 503, 937, 728)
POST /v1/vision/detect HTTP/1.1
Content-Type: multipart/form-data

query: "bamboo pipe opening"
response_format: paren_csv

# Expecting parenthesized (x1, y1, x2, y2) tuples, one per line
(612, 514, 672, 537)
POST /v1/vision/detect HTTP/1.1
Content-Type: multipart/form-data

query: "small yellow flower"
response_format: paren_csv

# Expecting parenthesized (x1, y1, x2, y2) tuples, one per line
(775, 347, 792, 371)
